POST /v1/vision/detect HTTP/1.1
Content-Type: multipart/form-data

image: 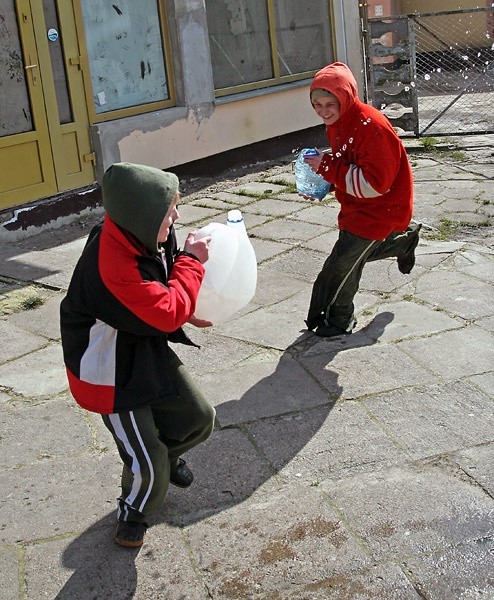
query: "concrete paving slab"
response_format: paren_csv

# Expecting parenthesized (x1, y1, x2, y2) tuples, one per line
(301, 229, 340, 253)
(250, 236, 290, 263)
(24, 523, 206, 600)
(359, 258, 424, 294)
(414, 268, 494, 319)
(452, 249, 494, 282)
(454, 443, 494, 497)
(173, 326, 259, 372)
(289, 202, 340, 226)
(265, 172, 297, 186)
(184, 484, 372, 599)
(155, 428, 278, 524)
(0, 395, 92, 469)
(0, 549, 19, 600)
(276, 191, 311, 203)
(415, 205, 456, 228)
(251, 265, 309, 306)
(173, 203, 221, 225)
(474, 314, 494, 333)
(228, 181, 286, 195)
(300, 343, 437, 401)
(210, 191, 261, 206)
(7, 292, 63, 340)
(277, 563, 422, 599)
(441, 198, 485, 212)
(0, 343, 67, 398)
(301, 328, 378, 357)
(249, 218, 328, 244)
(1, 238, 87, 288)
(363, 380, 494, 460)
(361, 300, 463, 342)
(413, 180, 452, 198)
(241, 198, 301, 217)
(248, 401, 404, 484)
(397, 326, 494, 378)
(215, 288, 312, 350)
(199, 353, 334, 427)
(262, 246, 328, 282)
(0, 454, 120, 545)
(467, 372, 494, 397)
(190, 195, 238, 211)
(402, 536, 494, 599)
(417, 240, 466, 255)
(321, 460, 494, 562)
(0, 320, 47, 364)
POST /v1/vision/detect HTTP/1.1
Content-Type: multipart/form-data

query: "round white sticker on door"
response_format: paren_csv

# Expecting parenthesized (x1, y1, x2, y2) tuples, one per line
(47, 28, 59, 42)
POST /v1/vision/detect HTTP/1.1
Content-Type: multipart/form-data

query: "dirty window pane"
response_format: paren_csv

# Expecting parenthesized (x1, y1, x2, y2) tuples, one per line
(205, 0, 333, 92)
(274, 0, 334, 76)
(80, 0, 169, 114)
(0, 1, 33, 137)
(205, 0, 273, 89)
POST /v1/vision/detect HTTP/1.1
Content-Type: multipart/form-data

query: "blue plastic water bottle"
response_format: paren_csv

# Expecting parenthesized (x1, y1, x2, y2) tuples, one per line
(294, 148, 330, 201)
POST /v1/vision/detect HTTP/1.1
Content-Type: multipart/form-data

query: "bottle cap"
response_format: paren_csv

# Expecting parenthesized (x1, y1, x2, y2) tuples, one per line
(227, 209, 243, 223)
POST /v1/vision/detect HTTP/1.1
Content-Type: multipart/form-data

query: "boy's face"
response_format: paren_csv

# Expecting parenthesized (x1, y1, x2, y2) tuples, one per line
(157, 194, 180, 243)
(312, 95, 341, 126)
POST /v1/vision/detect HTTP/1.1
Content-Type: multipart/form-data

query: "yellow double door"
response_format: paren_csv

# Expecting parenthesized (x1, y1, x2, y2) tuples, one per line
(0, 0, 94, 210)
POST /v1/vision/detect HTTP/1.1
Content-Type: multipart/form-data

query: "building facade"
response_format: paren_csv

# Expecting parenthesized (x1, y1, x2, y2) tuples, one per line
(0, 0, 362, 212)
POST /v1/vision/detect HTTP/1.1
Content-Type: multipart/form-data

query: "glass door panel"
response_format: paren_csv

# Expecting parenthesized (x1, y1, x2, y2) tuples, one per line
(0, 0, 34, 136)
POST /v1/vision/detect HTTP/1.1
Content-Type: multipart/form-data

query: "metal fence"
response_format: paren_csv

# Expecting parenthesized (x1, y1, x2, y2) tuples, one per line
(363, 7, 494, 136)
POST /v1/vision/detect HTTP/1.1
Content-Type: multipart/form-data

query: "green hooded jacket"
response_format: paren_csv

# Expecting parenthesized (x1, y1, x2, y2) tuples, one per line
(102, 162, 179, 254)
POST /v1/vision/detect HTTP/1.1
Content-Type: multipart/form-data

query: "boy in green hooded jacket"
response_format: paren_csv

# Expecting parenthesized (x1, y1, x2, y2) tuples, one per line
(61, 162, 215, 547)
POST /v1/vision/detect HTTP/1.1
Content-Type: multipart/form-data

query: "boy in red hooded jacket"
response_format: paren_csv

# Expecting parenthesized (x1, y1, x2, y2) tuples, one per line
(304, 62, 421, 337)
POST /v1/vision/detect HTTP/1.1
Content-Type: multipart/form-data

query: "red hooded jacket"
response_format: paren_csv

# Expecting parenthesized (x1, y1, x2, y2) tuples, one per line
(312, 62, 413, 240)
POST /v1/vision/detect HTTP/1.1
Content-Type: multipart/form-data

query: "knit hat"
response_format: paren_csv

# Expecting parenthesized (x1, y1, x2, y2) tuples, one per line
(102, 162, 179, 254)
(310, 88, 337, 103)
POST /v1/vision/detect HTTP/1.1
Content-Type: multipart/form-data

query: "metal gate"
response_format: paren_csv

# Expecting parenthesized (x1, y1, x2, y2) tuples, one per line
(362, 7, 494, 137)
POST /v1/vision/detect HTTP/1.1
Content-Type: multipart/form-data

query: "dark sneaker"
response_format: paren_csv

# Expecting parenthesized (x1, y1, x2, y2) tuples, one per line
(315, 324, 351, 338)
(315, 317, 356, 338)
(170, 458, 194, 488)
(113, 521, 147, 548)
(398, 224, 422, 274)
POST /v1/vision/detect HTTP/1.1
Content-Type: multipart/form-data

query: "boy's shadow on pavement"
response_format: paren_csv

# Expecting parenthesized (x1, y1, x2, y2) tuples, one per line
(57, 311, 394, 599)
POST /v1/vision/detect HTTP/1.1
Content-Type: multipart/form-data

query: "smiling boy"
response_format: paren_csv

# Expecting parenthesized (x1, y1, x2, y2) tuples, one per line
(303, 62, 421, 337)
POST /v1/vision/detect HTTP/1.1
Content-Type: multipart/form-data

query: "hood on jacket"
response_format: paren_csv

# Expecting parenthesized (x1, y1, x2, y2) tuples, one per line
(102, 162, 179, 254)
(310, 62, 358, 119)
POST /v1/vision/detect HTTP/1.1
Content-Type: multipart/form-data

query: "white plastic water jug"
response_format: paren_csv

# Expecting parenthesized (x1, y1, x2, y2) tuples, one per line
(193, 210, 257, 324)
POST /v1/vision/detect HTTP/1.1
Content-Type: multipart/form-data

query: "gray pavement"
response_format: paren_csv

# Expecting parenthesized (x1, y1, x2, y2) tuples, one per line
(0, 134, 493, 599)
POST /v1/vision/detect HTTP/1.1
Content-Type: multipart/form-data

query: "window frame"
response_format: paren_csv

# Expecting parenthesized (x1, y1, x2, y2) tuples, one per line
(73, 0, 176, 124)
(211, 0, 336, 97)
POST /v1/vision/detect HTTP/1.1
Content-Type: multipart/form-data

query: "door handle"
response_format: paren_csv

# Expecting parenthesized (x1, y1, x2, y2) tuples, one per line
(24, 62, 38, 85)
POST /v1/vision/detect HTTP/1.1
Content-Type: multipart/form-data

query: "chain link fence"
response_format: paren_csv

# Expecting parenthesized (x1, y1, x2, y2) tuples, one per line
(364, 7, 494, 136)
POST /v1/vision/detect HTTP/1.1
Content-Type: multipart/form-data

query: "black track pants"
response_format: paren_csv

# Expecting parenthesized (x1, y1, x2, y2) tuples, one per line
(306, 225, 420, 331)
(102, 349, 215, 523)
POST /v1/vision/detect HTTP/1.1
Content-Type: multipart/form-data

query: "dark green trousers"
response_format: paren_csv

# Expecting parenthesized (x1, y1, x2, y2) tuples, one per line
(102, 348, 215, 523)
(306, 226, 420, 331)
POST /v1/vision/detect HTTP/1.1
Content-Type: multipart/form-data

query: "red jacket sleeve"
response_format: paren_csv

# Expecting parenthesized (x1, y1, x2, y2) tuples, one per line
(100, 240, 205, 333)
